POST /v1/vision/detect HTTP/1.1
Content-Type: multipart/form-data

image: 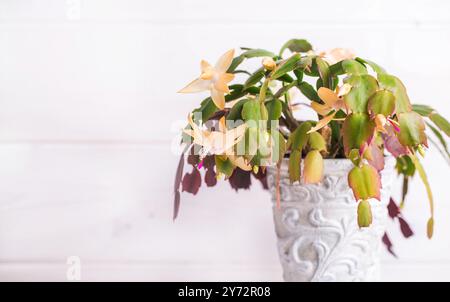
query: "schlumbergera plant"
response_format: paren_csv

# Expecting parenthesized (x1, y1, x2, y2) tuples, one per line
(174, 39, 450, 247)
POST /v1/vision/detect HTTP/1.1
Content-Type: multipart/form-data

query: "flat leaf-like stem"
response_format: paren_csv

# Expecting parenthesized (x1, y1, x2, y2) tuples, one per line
(348, 164, 381, 201)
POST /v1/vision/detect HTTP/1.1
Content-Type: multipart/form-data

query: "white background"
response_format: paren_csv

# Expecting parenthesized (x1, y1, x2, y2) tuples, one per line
(0, 0, 449, 281)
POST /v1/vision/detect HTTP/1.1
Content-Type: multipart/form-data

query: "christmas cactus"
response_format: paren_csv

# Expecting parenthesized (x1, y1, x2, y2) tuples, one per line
(174, 39, 449, 243)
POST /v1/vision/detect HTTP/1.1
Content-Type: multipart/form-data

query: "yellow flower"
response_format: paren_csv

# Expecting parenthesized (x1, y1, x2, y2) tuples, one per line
(183, 114, 250, 170)
(178, 50, 235, 110)
(308, 84, 352, 133)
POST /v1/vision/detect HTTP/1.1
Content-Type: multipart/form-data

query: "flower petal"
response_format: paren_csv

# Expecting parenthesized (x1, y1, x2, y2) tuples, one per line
(228, 155, 252, 171)
(200, 70, 214, 80)
(221, 72, 235, 83)
(182, 129, 196, 141)
(214, 73, 234, 93)
(323, 48, 355, 65)
(218, 116, 226, 133)
(333, 98, 348, 112)
(186, 114, 211, 148)
(178, 78, 211, 93)
(187, 114, 202, 137)
(200, 60, 214, 80)
(222, 124, 247, 154)
(318, 87, 339, 107)
(215, 49, 235, 72)
(226, 123, 247, 146)
(208, 123, 246, 154)
(211, 88, 225, 109)
(311, 102, 331, 116)
(201, 60, 212, 72)
(374, 114, 388, 133)
(337, 83, 352, 97)
(307, 112, 336, 134)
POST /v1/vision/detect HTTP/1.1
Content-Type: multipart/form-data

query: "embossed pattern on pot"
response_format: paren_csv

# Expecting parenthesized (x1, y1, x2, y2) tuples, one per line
(266, 157, 395, 282)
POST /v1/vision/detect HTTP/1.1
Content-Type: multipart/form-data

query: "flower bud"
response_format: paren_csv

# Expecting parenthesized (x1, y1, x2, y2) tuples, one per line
(262, 57, 276, 71)
(303, 150, 323, 184)
(253, 165, 259, 174)
(357, 199, 373, 228)
(374, 114, 387, 133)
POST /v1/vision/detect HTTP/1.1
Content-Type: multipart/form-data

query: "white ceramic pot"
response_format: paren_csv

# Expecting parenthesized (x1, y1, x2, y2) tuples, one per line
(266, 157, 395, 282)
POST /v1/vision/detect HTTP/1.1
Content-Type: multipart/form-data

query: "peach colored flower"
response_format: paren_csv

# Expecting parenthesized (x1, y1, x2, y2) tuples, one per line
(183, 114, 251, 171)
(319, 48, 356, 65)
(178, 50, 235, 110)
(308, 84, 352, 133)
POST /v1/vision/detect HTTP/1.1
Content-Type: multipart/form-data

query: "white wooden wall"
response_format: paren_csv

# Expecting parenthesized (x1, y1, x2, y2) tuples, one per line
(0, 0, 449, 281)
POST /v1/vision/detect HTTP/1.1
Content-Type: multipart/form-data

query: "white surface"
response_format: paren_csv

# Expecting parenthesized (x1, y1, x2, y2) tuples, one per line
(0, 0, 449, 281)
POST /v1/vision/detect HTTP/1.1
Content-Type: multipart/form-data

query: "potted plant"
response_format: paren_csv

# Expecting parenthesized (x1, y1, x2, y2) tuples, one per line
(173, 39, 450, 281)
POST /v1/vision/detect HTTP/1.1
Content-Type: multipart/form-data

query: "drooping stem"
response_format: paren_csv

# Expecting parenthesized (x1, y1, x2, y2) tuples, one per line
(410, 152, 434, 238)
